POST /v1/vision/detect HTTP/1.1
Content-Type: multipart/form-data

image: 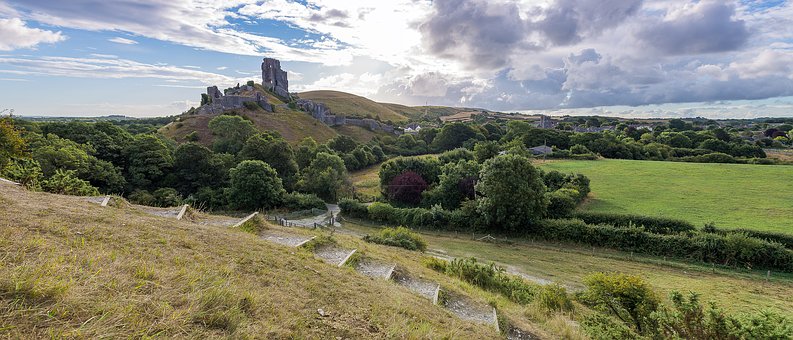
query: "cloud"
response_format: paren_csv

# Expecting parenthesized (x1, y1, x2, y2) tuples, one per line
(0, 17, 65, 51)
(637, 1, 749, 55)
(0, 55, 237, 85)
(108, 37, 138, 45)
(534, 0, 642, 46)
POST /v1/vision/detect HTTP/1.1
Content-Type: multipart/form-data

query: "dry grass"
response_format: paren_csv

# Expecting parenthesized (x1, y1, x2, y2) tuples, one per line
(0, 183, 507, 338)
(299, 91, 408, 123)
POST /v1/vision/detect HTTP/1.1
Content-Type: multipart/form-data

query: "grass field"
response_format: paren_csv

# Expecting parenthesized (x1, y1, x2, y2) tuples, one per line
(299, 90, 408, 123)
(539, 159, 793, 234)
(343, 221, 793, 316)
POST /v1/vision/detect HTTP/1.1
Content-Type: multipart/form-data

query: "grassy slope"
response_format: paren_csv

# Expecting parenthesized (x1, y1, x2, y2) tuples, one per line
(380, 103, 482, 121)
(539, 159, 793, 234)
(0, 183, 508, 338)
(298, 91, 408, 123)
(344, 221, 793, 316)
(351, 163, 383, 198)
(332, 125, 392, 143)
(159, 91, 338, 145)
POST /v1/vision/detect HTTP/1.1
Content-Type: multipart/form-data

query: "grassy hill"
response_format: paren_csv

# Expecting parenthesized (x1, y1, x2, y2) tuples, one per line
(380, 103, 485, 121)
(538, 159, 793, 233)
(298, 91, 408, 123)
(0, 183, 515, 338)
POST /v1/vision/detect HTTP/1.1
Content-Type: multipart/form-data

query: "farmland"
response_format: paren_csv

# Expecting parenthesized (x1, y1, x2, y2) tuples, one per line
(539, 159, 793, 234)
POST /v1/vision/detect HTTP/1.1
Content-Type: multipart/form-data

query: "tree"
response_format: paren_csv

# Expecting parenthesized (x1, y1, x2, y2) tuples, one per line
(299, 152, 347, 201)
(327, 135, 358, 153)
(31, 133, 125, 193)
(424, 160, 481, 210)
(438, 148, 474, 164)
(124, 134, 173, 191)
(476, 154, 547, 232)
(430, 122, 480, 151)
(173, 142, 230, 195)
(208, 115, 257, 154)
(473, 141, 500, 163)
(240, 132, 299, 189)
(379, 156, 441, 196)
(386, 171, 428, 205)
(0, 118, 28, 169)
(228, 160, 285, 210)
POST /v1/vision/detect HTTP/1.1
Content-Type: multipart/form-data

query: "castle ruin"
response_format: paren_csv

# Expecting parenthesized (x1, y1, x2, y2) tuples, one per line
(262, 58, 290, 99)
(195, 85, 273, 115)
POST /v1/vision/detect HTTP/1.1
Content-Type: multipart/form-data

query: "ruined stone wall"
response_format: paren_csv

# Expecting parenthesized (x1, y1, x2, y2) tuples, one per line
(295, 98, 398, 133)
(196, 86, 272, 114)
(262, 58, 290, 99)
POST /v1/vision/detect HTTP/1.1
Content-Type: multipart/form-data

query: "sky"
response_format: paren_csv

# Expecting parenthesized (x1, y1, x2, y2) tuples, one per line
(0, 0, 792, 118)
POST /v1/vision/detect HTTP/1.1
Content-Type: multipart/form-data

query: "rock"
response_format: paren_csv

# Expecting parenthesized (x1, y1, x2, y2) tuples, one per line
(317, 308, 328, 317)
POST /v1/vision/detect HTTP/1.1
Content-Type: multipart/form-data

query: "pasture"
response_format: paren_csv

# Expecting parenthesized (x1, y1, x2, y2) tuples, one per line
(539, 159, 793, 234)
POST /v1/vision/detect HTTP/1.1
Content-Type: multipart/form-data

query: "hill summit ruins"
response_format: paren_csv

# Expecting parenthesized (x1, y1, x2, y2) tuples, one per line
(195, 57, 291, 115)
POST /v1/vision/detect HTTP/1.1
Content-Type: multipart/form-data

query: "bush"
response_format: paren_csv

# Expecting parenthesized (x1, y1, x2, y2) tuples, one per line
(438, 148, 474, 164)
(152, 187, 182, 207)
(338, 198, 368, 219)
(243, 101, 261, 111)
(129, 189, 155, 206)
(1, 157, 42, 190)
(572, 211, 695, 234)
(362, 226, 428, 251)
(42, 169, 100, 196)
(537, 283, 574, 313)
(282, 192, 325, 211)
(703, 226, 793, 250)
(545, 189, 578, 218)
(386, 170, 428, 205)
(578, 272, 659, 335)
(535, 219, 793, 272)
(367, 202, 398, 222)
(437, 257, 539, 305)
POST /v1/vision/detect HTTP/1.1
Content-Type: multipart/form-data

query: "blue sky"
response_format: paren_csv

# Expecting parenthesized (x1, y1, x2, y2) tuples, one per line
(0, 0, 792, 118)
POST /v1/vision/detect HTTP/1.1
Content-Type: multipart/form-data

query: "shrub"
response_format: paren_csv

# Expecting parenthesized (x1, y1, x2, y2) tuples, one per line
(438, 148, 474, 164)
(153, 187, 182, 207)
(129, 189, 155, 206)
(545, 189, 578, 218)
(243, 101, 260, 111)
(578, 272, 659, 335)
(536, 219, 793, 272)
(42, 169, 100, 196)
(537, 283, 574, 313)
(338, 198, 368, 219)
(1, 157, 42, 190)
(282, 192, 325, 211)
(185, 131, 199, 141)
(362, 226, 428, 251)
(571, 211, 695, 234)
(422, 256, 448, 272)
(436, 257, 539, 305)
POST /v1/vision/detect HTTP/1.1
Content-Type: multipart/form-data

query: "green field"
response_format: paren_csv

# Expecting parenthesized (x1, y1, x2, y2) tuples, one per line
(539, 159, 793, 234)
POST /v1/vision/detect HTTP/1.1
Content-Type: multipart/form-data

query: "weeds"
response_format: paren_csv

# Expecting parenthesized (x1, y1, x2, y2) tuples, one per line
(363, 226, 428, 251)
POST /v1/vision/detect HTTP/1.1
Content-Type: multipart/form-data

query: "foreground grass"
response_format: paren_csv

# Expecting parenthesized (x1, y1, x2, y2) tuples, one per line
(539, 159, 793, 234)
(343, 221, 793, 317)
(0, 184, 500, 338)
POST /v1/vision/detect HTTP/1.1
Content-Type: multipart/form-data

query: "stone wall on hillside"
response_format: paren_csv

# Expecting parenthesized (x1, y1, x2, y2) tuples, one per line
(295, 98, 398, 134)
(196, 85, 273, 114)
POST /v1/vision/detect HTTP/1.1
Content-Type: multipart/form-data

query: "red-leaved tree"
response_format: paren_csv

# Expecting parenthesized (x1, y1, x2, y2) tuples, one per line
(387, 170, 428, 205)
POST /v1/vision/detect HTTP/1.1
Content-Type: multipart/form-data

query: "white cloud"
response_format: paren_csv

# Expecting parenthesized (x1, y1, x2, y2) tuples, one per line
(0, 17, 65, 51)
(108, 37, 138, 45)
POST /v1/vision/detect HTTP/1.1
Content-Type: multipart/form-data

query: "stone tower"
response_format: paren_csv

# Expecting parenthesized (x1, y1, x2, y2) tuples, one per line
(261, 57, 290, 99)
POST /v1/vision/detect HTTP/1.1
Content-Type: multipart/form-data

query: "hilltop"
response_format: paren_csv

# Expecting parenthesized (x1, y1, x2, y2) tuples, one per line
(298, 90, 409, 123)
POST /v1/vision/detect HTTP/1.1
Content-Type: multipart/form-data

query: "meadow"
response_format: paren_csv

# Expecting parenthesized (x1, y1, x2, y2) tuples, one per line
(539, 159, 793, 234)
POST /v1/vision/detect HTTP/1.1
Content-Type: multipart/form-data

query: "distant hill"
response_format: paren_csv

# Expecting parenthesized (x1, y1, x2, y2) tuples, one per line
(298, 91, 408, 123)
(380, 103, 485, 121)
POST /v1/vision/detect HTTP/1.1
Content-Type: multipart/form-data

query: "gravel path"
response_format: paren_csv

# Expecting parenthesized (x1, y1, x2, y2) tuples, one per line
(136, 206, 181, 219)
(508, 326, 537, 339)
(261, 231, 314, 247)
(355, 260, 395, 279)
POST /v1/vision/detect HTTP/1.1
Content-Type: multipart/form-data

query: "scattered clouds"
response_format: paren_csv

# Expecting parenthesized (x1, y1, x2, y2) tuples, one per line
(0, 17, 65, 51)
(108, 37, 138, 45)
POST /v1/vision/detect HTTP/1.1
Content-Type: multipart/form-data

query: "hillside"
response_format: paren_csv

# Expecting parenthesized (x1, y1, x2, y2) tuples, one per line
(0, 182, 514, 338)
(298, 91, 408, 123)
(381, 103, 486, 121)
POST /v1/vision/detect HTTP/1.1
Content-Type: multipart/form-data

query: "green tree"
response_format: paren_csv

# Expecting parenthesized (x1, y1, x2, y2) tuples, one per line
(473, 140, 500, 163)
(0, 118, 27, 168)
(431, 122, 481, 151)
(0, 158, 42, 190)
(208, 115, 257, 154)
(379, 156, 441, 197)
(424, 160, 481, 210)
(239, 132, 299, 189)
(124, 134, 173, 191)
(31, 133, 125, 193)
(299, 152, 347, 201)
(475, 154, 547, 232)
(173, 142, 230, 195)
(228, 160, 285, 210)
(327, 135, 358, 153)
